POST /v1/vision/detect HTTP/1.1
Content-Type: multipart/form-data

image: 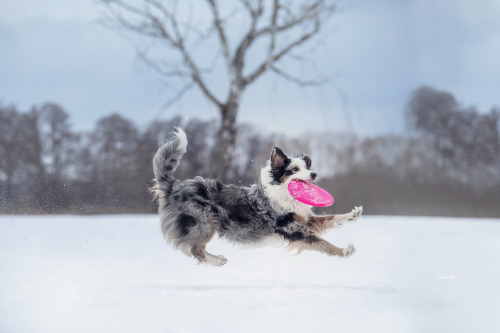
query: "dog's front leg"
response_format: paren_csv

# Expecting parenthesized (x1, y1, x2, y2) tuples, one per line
(306, 206, 363, 234)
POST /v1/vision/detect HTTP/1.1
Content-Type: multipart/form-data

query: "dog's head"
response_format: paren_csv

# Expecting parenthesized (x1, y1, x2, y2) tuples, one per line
(264, 147, 317, 186)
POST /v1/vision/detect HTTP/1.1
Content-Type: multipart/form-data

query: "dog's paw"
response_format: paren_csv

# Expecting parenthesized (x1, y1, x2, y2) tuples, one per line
(212, 255, 228, 267)
(204, 254, 228, 266)
(343, 244, 356, 258)
(348, 206, 363, 222)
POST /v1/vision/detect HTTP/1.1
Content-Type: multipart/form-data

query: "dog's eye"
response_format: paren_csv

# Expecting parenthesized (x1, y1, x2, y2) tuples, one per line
(292, 167, 299, 172)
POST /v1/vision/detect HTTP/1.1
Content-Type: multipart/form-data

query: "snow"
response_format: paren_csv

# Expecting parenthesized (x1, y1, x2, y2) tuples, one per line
(1, 214, 499, 333)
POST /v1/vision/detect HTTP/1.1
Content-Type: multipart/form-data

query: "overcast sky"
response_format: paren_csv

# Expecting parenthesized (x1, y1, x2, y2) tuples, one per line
(1, 0, 499, 137)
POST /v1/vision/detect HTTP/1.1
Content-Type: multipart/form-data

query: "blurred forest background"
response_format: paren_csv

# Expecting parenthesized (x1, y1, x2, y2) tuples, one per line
(1, 85, 499, 217)
(2, 1, 500, 218)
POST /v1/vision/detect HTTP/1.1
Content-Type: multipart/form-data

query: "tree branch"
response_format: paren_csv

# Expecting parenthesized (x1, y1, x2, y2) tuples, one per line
(254, 1, 333, 38)
(99, 0, 223, 109)
(232, 0, 264, 77)
(244, 19, 321, 85)
(160, 81, 196, 111)
(265, 0, 279, 70)
(206, 0, 236, 81)
(100, 0, 336, 110)
(270, 66, 328, 87)
(233, 0, 335, 86)
(137, 50, 191, 79)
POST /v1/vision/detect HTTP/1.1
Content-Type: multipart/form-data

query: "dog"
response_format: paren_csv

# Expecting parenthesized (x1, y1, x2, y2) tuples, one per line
(151, 128, 362, 266)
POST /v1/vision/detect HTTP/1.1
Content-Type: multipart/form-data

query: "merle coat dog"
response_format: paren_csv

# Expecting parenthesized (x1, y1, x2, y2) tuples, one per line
(151, 128, 362, 266)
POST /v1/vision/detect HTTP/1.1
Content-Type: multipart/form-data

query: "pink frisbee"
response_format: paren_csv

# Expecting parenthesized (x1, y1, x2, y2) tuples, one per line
(288, 179, 334, 207)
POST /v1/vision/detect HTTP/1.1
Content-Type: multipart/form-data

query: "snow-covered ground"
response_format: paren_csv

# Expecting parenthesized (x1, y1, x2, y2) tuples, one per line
(1, 214, 499, 333)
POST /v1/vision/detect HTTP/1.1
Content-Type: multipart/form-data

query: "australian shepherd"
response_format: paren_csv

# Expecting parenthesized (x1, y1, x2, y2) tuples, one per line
(151, 128, 362, 266)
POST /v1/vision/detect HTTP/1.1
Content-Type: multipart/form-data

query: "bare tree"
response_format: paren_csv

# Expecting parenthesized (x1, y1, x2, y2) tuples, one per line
(39, 103, 78, 180)
(0, 105, 23, 204)
(99, 0, 336, 180)
(91, 113, 140, 206)
(406, 86, 500, 174)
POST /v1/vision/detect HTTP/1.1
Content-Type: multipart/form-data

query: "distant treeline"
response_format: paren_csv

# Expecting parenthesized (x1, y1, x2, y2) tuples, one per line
(1, 86, 499, 217)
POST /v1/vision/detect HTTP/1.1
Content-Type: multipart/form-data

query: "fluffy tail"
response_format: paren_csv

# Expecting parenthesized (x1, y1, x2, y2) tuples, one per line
(152, 127, 188, 195)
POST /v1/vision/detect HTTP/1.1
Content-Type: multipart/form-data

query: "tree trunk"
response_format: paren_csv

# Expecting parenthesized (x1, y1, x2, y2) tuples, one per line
(211, 100, 239, 182)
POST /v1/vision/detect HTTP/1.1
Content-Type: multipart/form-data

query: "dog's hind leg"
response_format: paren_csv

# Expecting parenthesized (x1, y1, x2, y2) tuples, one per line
(202, 250, 228, 266)
(306, 206, 363, 234)
(189, 222, 228, 267)
(291, 235, 356, 258)
(191, 244, 228, 266)
(275, 220, 356, 258)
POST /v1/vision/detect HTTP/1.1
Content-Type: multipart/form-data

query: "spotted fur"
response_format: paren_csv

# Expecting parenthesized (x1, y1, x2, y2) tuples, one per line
(151, 128, 363, 266)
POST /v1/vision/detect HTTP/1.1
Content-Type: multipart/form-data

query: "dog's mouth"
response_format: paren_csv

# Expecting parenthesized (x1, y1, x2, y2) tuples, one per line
(294, 178, 316, 184)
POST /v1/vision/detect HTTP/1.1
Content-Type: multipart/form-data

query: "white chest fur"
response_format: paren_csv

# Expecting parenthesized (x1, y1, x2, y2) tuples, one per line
(260, 166, 312, 218)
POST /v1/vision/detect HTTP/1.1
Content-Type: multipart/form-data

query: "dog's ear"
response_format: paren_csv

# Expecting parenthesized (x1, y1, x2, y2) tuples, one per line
(271, 147, 287, 169)
(302, 155, 311, 169)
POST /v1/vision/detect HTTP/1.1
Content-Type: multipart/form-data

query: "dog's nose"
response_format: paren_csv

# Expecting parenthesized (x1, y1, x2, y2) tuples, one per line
(310, 172, 317, 180)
